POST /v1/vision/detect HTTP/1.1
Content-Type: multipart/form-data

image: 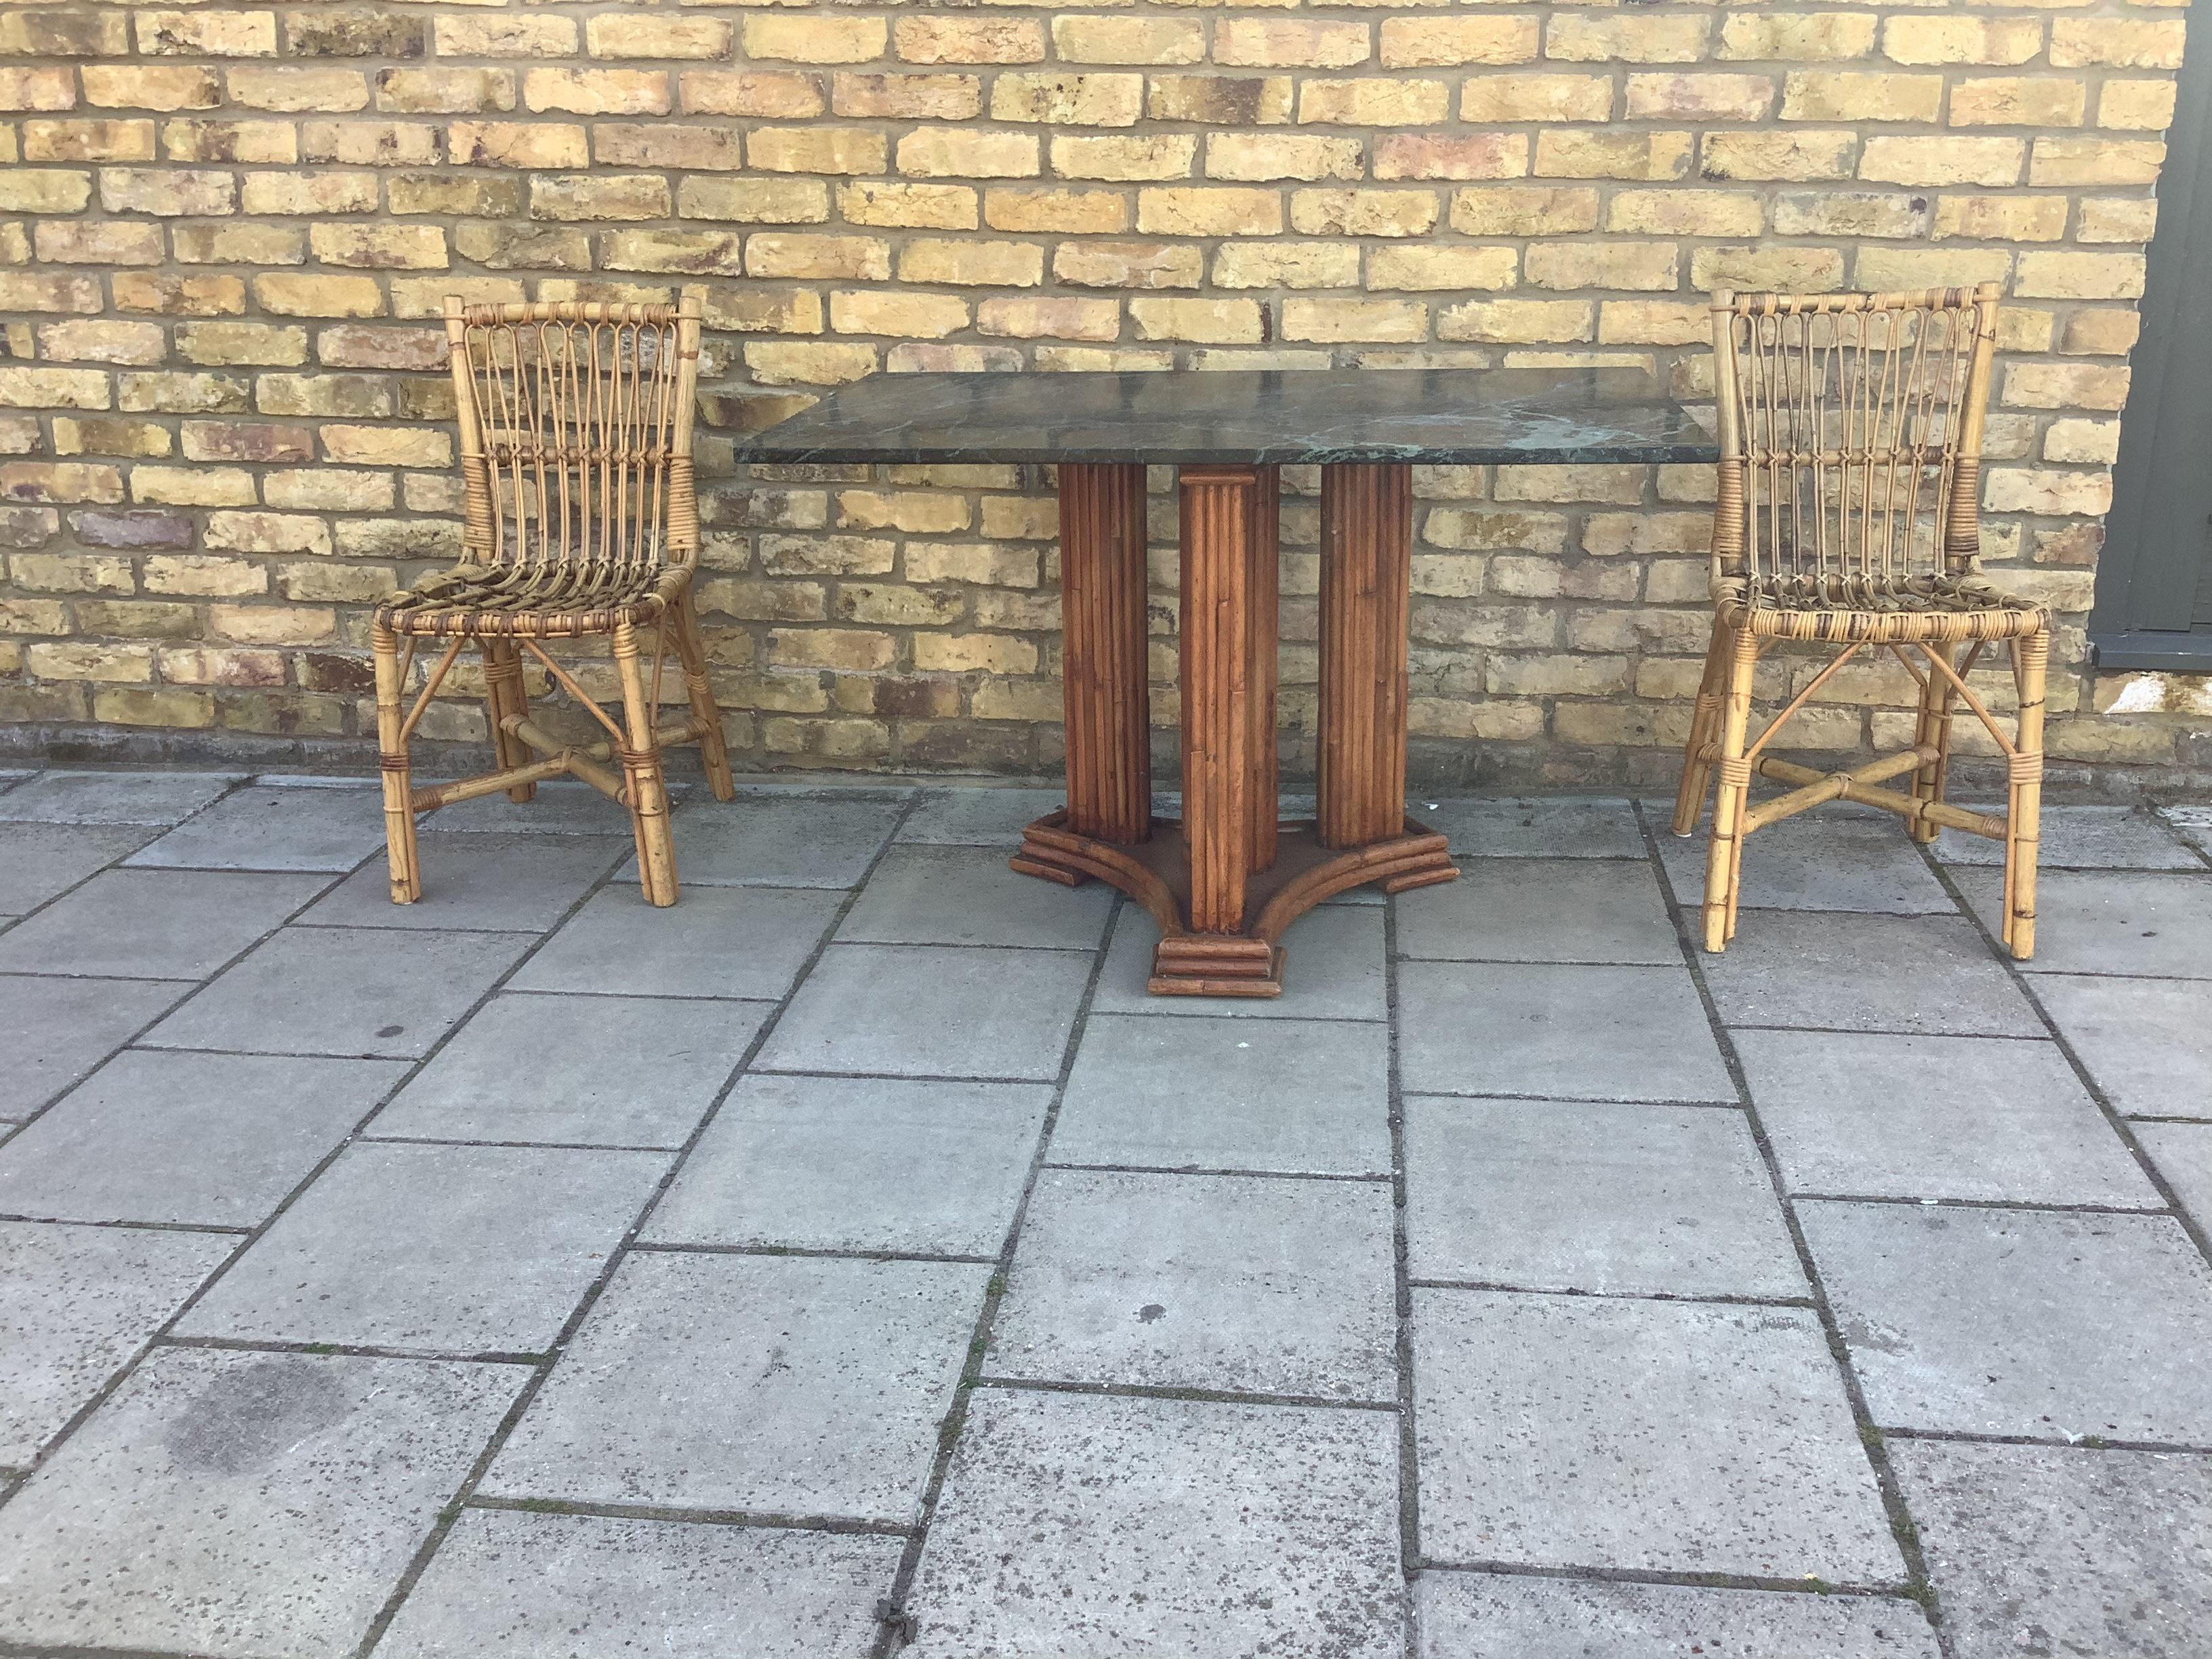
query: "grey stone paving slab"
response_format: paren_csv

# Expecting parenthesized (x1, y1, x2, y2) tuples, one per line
(1660, 812, 1956, 914)
(990, 1168, 1397, 1401)
(1404, 1097, 1805, 1298)
(898, 786, 1064, 845)
(756, 942, 1092, 1080)
(1093, 902, 1389, 1020)
(0, 1220, 232, 1468)
(1414, 1573, 1941, 1658)
(630, 792, 907, 888)
(1421, 795, 1645, 859)
(143, 925, 529, 1059)
(1412, 1288, 1900, 1580)
(1735, 1029, 2157, 1205)
(125, 783, 385, 873)
(299, 832, 626, 932)
(417, 777, 684, 835)
(0, 769, 238, 825)
(178, 1142, 670, 1354)
(1052, 1010, 1391, 1175)
(2134, 1122, 2212, 1232)
(0, 822, 159, 914)
(0, 972, 190, 1120)
(0, 1347, 523, 1658)
(1699, 912, 2041, 1036)
(1799, 1202, 2212, 1441)
(0, 868, 331, 980)
(372, 991, 766, 1149)
(1944, 803, 2204, 870)
(643, 1073, 1048, 1256)
(377, 1507, 902, 1659)
(906, 1387, 1404, 1659)
(511, 884, 843, 1000)
(0, 1051, 405, 1226)
(1399, 961, 1734, 1101)
(2169, 802, 2212, 859)
(1397, 858, 1681, 965)
(2033, 974, 2212, 1120)
(1956, 868, 2212, 979)
(840, 844, 1116, 949)
(484, 1251, 987, 1522)
(1895, 1441, 2212, 1659)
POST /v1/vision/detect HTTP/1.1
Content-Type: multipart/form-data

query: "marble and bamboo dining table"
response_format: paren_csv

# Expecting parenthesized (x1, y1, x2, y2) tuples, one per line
(733, 367, 1717, 998)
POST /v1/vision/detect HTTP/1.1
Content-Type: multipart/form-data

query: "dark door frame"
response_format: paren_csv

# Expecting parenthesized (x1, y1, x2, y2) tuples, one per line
(2088, 0, 2212, 671)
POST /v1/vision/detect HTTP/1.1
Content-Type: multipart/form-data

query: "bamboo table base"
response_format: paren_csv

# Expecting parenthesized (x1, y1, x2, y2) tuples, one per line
(1012, 459, 1456, 998)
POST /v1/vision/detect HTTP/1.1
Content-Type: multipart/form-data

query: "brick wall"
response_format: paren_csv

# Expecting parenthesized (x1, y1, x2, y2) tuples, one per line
(1, 1, 2206, 792)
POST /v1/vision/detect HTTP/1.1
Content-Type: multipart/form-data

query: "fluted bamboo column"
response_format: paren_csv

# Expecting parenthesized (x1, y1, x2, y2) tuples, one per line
(1245, 463, 1280, 874)
(1057, 463, 1152, 844)
(1317, 462, 1412, 849)
(1179, 464, 1263, 935)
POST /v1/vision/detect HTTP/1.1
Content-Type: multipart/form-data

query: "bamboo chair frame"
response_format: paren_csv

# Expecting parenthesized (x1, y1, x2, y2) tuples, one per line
(1671, 285, 2051, 958)
(371, 295, 733, 907)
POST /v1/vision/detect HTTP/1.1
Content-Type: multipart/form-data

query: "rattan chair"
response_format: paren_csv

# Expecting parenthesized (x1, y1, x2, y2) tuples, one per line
(1672, 285, 2051, 958)
(372, 296, 733, 907)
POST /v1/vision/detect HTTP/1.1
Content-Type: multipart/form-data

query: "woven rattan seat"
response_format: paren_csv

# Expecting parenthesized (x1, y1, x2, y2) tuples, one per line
(371, 296, 733, 909)
(1673, 285, 2051, 960)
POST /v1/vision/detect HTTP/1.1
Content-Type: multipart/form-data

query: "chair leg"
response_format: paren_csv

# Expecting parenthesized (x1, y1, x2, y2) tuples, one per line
(1701, 624, 1759, 953)
(1672, 613, 1731, 837)
(371, 622, 422, 904)
(480, 636, 535, 804)
(613, 620, 678, 907)
(1909, 640, 1958, 845)
(2003, 630, 2048, 961)
(670, 590, 735, 802)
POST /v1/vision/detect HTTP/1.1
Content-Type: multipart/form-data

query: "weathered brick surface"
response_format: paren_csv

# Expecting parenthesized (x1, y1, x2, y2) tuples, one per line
(0, 1, 2196, 785)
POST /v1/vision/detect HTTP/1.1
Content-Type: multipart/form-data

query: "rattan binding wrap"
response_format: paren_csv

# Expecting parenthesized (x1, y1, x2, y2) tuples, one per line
(370, 294, 733, 909)
(1675, 284, 2050, 959)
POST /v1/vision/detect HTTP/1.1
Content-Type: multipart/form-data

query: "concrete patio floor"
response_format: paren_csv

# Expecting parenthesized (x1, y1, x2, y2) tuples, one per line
(1, 766, 2210, 1659)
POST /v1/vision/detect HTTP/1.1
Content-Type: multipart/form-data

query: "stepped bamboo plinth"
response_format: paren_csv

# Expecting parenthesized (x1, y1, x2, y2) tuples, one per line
(731, 365, 1713, 998)
(1673, 285, 2051, 960)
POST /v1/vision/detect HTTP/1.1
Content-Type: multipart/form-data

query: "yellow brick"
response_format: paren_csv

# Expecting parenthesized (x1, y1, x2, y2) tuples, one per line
(1148, 77, 1293, 127)
(0, 367, 111, 410)
(2099, 80, 2178, 133)
(37, 222, 164, 266)
(1451, 75, 1610, 125)
(1136, 186, 1282, 237)
(225, 67, 369, 114)
(1451, 186, 1600, 237)
(1882, 17, 2043, 67)
(1860, 136, 2024, 188)
(894, 18, 1043, 66)
(1128, 298, 1265, 344)
(27, 642, 157, 683)
(2050, 18, 2186, 71)
(2014, 251, 2146, 301)
(1855, 248, 2013, 291)
(375, 68, 516, 116)
(1437, 300, 1593, 345)
(241, 170, 379, 216)
(2044, 419, 2121, 467)
(23, 120, 155, 164)
(743, 342, 879, 388)
(976, 297, 1120, 342)
(586, 15, 732, 60)
(1206, 134, 1361, 182)
(742, 16, 886, 65)
(2003, 362, 2131, 411)
(2029, 136, 2165, 186)
(748, 127, 887, 176)
(1534, 131, 1692, 182)
(1545, 15, 1711, 64)
(744, 233, 889, 281)
(1607, 190, 1765, 239)
(1289, 188, 1436, 237)
(990, 72, 1143, 127)
(523, 68, 670, 117)
(1689, 247, 1847, 292)
(1368, 246, 1517, 292)
(1212, 243, 1361, 290)
(897, 239, 1044, 287)
(1054, 242, 1203, 290)
(450, 121, 587, 169)
(1931, 197, 2070, 243)
(136, 9, 276, 58)
(82, 66, 220, 112)
(1282, 298, 1427, 344)
(1625, 75, 1774, 123)
(1597, 301, 1711, 347)
(1296, 79, 1449, 127)
(841, 181, 979, 230)
(308, 224, 446, 270)
(825, 288, 956, 337)
(1050, 134, 1195, 182)
(1781, 73, 1944, 123)
(678, 71, 825, 119)
(1702, 131, 1856, 182)
(1373, 134, 1528, 182)
(1718, 12, 1878, 62)
(1526, 243, 1678, 292)
(1214, 19, 1370, 70)
(832, 73, 981, 122)
(1950, 79, 2089, 130)
(251, 274, 385, 319)
(897, 128, 1040, 180)
(1983, 468, 2112, 517)
(982, 188, 1125, 234)
(2075, 198, 2159, 245)
(1380, 16, 1538, 68)
(1052, 16, 1205, 66)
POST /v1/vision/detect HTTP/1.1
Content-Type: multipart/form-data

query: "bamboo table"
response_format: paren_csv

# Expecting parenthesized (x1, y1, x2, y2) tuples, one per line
(734, 367, 1712, 998)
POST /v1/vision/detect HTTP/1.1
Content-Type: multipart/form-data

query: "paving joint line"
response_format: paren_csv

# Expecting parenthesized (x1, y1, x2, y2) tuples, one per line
(464, 1493, 914, 1537)
(972, 1373, 1399, 1414)
(1416, 1556, 1919, 1599)
(1382, 888, 1424, 1659)
(1408, 1277, 1818, 1309)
